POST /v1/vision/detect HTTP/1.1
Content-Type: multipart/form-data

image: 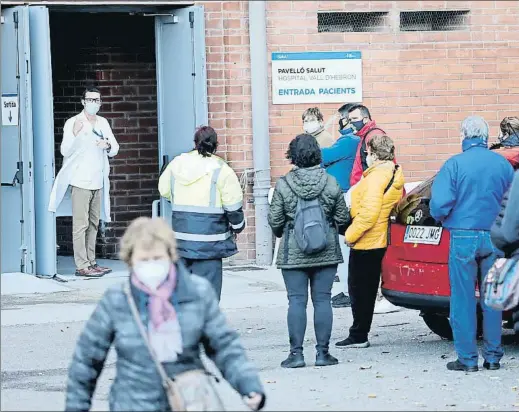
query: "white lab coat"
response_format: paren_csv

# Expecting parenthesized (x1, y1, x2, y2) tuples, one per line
(48, 112, 119, 222)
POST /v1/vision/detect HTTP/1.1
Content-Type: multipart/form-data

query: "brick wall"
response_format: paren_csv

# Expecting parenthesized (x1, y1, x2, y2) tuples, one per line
(200, 0, 518, 264)
(48, 1, 519, 265)
(201, 1, 256, 264)
(51, 13, 158, 259)
(265, 1, 519, 182)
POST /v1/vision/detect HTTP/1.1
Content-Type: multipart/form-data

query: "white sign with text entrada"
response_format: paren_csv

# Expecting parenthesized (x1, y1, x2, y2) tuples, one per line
(271, 51, 363, 105)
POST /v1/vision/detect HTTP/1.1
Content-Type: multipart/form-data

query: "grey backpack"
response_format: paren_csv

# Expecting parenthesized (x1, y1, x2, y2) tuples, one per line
(285, 178, 329, 255)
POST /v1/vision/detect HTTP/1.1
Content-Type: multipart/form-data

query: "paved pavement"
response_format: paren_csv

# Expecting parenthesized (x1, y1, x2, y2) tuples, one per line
(1, 264, 519, 411)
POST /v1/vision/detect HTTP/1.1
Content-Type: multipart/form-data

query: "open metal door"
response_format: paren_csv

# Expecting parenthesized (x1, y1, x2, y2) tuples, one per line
(155, 5, 208, 220)
(1, 6, 36, 274)
(29, 6, 56, 277)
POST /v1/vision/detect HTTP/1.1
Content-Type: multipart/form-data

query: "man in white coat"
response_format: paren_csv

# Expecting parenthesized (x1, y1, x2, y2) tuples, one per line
(49, 87, 119, 277)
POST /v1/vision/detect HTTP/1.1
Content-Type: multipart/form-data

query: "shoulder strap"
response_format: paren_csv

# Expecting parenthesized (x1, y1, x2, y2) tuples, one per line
(123, 283, 172, 385)
(365, 127, 385, 139)
(281, 176, 297, 197)
(383, 165, 399, 194)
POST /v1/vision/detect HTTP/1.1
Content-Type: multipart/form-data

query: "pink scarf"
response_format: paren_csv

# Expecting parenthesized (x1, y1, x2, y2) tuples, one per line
(131, 266, 183, 362)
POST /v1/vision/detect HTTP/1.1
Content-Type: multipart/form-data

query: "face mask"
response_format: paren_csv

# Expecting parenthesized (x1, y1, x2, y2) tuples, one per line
(339, 118, 349, 130)
(85, 102, 100, 116)
(351, 120, 365, 133)
(366, 154, 377, 167)
(303, 121, 322, 135)
(133, 259, 170, 290)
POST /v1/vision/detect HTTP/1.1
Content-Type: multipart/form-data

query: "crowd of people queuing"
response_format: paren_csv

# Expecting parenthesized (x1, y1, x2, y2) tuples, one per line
(54, 85, 519, 410)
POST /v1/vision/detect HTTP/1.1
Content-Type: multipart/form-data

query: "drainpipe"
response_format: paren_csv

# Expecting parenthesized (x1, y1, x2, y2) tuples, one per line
(248, 0, 272, 265)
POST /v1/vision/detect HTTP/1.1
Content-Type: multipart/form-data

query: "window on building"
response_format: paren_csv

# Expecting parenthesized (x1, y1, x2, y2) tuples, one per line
(317, 11, 390, 33)
(400, 10, 470, 32)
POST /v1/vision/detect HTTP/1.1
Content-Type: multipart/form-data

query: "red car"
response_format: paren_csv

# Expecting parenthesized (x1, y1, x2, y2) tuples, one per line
(381, 147, 519, 339)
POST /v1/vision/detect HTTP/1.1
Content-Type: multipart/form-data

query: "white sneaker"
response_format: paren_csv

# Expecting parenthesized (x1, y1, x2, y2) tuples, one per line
(374, 296, 402, 314)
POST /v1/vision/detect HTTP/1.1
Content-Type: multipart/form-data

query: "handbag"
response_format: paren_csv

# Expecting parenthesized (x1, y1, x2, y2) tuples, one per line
(123, 283, 226, 412)
(344, 165, 399, 232)
(483, 255, 519, 311)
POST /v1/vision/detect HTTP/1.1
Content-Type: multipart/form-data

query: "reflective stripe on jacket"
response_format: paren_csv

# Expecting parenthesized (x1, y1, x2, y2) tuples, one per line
(158, 151, 244, 259)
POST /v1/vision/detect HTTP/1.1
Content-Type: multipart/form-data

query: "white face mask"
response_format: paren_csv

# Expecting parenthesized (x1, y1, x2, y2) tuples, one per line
(366, 154, 377, 167)
(85, 102, 100, 116)
(303, 120, 322, 135)
(133, 259, 170, 290)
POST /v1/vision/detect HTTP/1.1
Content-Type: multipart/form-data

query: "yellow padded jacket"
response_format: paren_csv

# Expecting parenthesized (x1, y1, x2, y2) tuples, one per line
(345, 161, 405, 250)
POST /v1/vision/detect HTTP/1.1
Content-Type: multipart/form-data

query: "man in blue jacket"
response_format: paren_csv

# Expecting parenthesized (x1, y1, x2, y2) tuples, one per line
(430, 115, 514, 372)
(322, 103, 360, 308)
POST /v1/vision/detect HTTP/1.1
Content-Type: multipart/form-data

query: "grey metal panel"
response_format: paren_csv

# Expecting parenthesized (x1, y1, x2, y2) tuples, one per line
(155, 5, 207, 222)
(1, 6, 35, 274)
(29, 6, 57, 277)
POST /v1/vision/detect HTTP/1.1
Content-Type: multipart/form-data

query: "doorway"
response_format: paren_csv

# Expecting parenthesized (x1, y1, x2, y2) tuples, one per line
(49, 12, 159, 275)
(0, 4, 207, 277)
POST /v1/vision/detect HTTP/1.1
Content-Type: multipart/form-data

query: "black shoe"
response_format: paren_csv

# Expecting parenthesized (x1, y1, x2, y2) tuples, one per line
(335, 337, 370, 348)
(334, 275, 340, 283)
(332, 292, 345, 302)
(332, 294, 351, 308)
(315, 352, 338, 367)
(483, 361, 500, 370)
(446, 360, 478, 372)
(281, 352, 305, 368)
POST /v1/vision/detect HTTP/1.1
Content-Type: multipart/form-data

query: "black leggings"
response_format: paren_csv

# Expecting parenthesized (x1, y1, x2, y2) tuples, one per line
(348, 248, 387, 342)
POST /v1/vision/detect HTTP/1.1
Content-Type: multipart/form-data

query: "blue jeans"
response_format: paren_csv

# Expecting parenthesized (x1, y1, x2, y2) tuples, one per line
(282, 265, 337, 354)
(449, 229, 504, 367)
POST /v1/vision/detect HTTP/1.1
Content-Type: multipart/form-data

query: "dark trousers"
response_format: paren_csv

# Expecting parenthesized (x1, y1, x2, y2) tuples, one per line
(181, 258, 223, 301)
(281, 265, 337, 354)
(348, 248, 387, 342)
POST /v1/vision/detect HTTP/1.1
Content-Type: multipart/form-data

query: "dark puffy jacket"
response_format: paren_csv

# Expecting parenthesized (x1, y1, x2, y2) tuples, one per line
(65, 262, 264, 412)
(268, 165, 349, 269)
(491, 170, 519, 258)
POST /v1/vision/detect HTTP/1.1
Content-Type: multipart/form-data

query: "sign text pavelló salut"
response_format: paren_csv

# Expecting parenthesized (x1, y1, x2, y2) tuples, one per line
(271, 51, 363, 105)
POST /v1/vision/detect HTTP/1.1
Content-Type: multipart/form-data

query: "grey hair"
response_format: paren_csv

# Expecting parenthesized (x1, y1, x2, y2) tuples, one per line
(368, 134, 395, 161)
(461, 116, 489, 141)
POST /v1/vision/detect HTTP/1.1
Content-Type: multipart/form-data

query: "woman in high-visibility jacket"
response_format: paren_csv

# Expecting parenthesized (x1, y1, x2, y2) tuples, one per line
(158, 126, 244, 300)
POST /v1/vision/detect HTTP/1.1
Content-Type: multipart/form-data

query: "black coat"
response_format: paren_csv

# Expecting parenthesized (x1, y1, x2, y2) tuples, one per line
(491, 170, 519, 258)
(65, 262, 264, 411)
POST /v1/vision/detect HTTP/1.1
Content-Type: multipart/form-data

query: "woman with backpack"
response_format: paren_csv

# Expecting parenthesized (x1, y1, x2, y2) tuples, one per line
(268, 134, 349, 369)
(334, 134, 405, 349)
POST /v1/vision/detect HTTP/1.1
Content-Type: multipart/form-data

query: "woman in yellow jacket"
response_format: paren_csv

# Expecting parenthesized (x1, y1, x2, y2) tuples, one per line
(158, 126, 244, 301)
(335, 134, 405, 349)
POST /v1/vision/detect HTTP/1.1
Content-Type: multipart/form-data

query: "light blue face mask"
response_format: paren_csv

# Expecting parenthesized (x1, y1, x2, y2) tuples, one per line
(85, 102, 100, 115)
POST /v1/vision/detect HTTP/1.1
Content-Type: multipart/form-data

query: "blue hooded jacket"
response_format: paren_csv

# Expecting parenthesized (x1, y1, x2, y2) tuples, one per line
(430, 138, 514, 231)
(321, 127, 360, 192)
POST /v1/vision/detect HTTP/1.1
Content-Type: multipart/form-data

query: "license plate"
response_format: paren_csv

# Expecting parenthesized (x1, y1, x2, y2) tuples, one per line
(403, 225, 443, 245)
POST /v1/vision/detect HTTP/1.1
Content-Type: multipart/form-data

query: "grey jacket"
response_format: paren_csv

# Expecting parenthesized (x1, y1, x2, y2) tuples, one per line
(491, 170, 519, 257)
(268, 165, 349, 269)
(65, 262, 264, 411)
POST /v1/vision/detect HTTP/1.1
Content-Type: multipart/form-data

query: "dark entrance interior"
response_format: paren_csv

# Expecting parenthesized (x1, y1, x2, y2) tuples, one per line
(49, 11, 160, 263)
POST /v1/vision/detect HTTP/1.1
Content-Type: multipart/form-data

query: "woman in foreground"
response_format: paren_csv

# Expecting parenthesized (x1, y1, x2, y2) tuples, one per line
(65, 217, 265, 411)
